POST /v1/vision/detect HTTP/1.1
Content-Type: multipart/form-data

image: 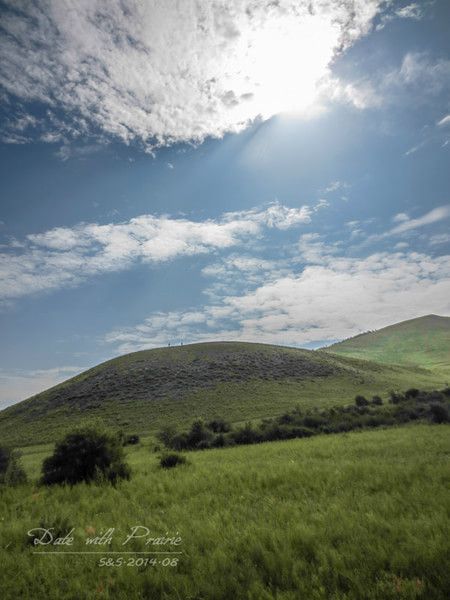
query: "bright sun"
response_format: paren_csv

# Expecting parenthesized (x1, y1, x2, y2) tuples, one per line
(225, 14, 340, 122)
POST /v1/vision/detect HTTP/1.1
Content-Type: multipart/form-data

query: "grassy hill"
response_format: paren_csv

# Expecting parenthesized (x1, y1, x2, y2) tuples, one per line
(2, 425, 449, 599)
(0, 341, 445, 445)
(324, 314, 450, 374)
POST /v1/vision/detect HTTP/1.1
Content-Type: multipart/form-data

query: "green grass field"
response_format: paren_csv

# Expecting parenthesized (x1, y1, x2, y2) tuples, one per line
(1, 425, 449, 599)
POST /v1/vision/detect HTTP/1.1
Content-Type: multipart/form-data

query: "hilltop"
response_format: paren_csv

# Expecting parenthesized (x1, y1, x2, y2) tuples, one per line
(0, 340, 444, 445)
(324, 314, 450, 374)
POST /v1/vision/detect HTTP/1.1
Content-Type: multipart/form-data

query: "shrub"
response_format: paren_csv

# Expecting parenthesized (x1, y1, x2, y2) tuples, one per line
(157, 425, 178, 448)
(0, 447, 27, 485)
(170, 433, 189, 451)
(211, 434, 226, 448)
(232, 423, 262, 445)
(429, 403, 449, 424)
(41, 425, 131, 486)
(160, 453, 187, 469)
(389, 391, 404, 404)
(196, 440, 212, 450)
(206, 418, 231, 433)
(124, 434, 140, 445)
(290, 426, 316, 438)
(303, 415, 326, 428)
(187, 420, 213, 448)
(355, 395, 369, 407)
(371, 395, 383, 405)
(405, 388, 420, 399)
(425, 391, 444, 403)
(278, 412, 295, 425)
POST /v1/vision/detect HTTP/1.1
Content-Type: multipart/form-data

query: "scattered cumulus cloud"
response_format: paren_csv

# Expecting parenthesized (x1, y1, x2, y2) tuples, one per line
(376, 2, 428, 30)
(0, 202, 311, 301)
(106, 247, 450, 353)
(327, 52, 450, 111)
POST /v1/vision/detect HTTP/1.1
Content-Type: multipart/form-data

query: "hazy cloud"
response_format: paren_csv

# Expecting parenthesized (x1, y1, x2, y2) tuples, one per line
(0, 366, 83, 409)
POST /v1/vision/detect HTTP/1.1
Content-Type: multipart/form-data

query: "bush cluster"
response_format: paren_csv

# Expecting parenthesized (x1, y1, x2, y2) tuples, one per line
(41, 425, 131, 485)
(159, 453, 187, 469)
(158, 388, 450, 452)
(0, 446, 27, 485)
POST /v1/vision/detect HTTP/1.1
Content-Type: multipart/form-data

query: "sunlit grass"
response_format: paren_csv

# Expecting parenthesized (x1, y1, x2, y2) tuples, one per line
(1, 424, 449, 599)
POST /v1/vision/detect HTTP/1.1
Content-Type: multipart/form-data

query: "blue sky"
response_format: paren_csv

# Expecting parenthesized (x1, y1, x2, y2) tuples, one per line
(0, 0, 449, 407)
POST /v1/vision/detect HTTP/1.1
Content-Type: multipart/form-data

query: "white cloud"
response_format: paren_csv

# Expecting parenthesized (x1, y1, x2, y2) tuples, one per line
(429, 233, 450, 246)
(392, 212, 409, 223)
(326, 52, 450, 112)
(0, 0, 384, 148)
(389, 205, 450, 235)
(106, 248, 450, 353)
(323, 180, 350, 194)
(395, 3, 426, 20)
(437, 115, 450, 127)
(0, 202, 311, 301)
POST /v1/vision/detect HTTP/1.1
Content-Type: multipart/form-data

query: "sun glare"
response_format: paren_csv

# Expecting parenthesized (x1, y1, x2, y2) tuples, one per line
(251, 16, 338, 117)
(227, 14, 339, 122)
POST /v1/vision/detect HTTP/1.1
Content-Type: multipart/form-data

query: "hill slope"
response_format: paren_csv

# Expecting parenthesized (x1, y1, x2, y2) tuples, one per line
(0, 341, 445, 445)
(324, 314, 450, 373)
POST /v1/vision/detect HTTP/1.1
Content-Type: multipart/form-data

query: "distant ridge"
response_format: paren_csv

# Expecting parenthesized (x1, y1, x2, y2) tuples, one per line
(323, 315, 450, 373)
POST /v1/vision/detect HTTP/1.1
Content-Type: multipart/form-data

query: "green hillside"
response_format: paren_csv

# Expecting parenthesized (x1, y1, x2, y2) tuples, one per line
(0, 341, 445, 445)
(324, 314, 450, 374)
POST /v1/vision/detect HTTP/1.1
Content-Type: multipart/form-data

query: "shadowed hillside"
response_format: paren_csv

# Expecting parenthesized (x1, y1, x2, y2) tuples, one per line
(0, 341, 445, 445)
(324, 315, 450, 374)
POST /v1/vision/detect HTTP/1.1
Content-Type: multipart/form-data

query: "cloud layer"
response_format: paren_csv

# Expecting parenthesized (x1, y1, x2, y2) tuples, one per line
(0, 0, 384, 147)
(107, 246, 450, 352)
(0, 203, 311, 300)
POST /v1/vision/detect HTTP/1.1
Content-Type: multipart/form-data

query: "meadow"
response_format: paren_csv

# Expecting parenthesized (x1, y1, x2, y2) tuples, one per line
(1, 424, 449, 599)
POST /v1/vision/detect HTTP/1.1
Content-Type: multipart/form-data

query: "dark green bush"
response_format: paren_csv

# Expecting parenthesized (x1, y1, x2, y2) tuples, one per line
(278, 412, 295, 425)
(389, 391, 404, 404)
(303, 415, 326, 428)
(429, 403, 449, 423)
(207, 418, 231, 433)
(425, 391, 444, 403)
(0, 447, 27, 485)
(41, 426, 131, 486)
(170, 433, 190, 451)
(232, 423, 262, 445)
(160, 453, 187, 469)
(187, 420, 213, 448)
(196, 440, 212, 450)
(124, 434, 140, 445)
(211, 434, 226, 448)
(156, 425, 178, 448)
(355, 395, 369, 407)
(156, 387, 449, 454)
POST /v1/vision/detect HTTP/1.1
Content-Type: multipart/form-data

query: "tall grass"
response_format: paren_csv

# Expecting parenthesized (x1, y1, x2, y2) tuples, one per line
(0, 424, 449, 599)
